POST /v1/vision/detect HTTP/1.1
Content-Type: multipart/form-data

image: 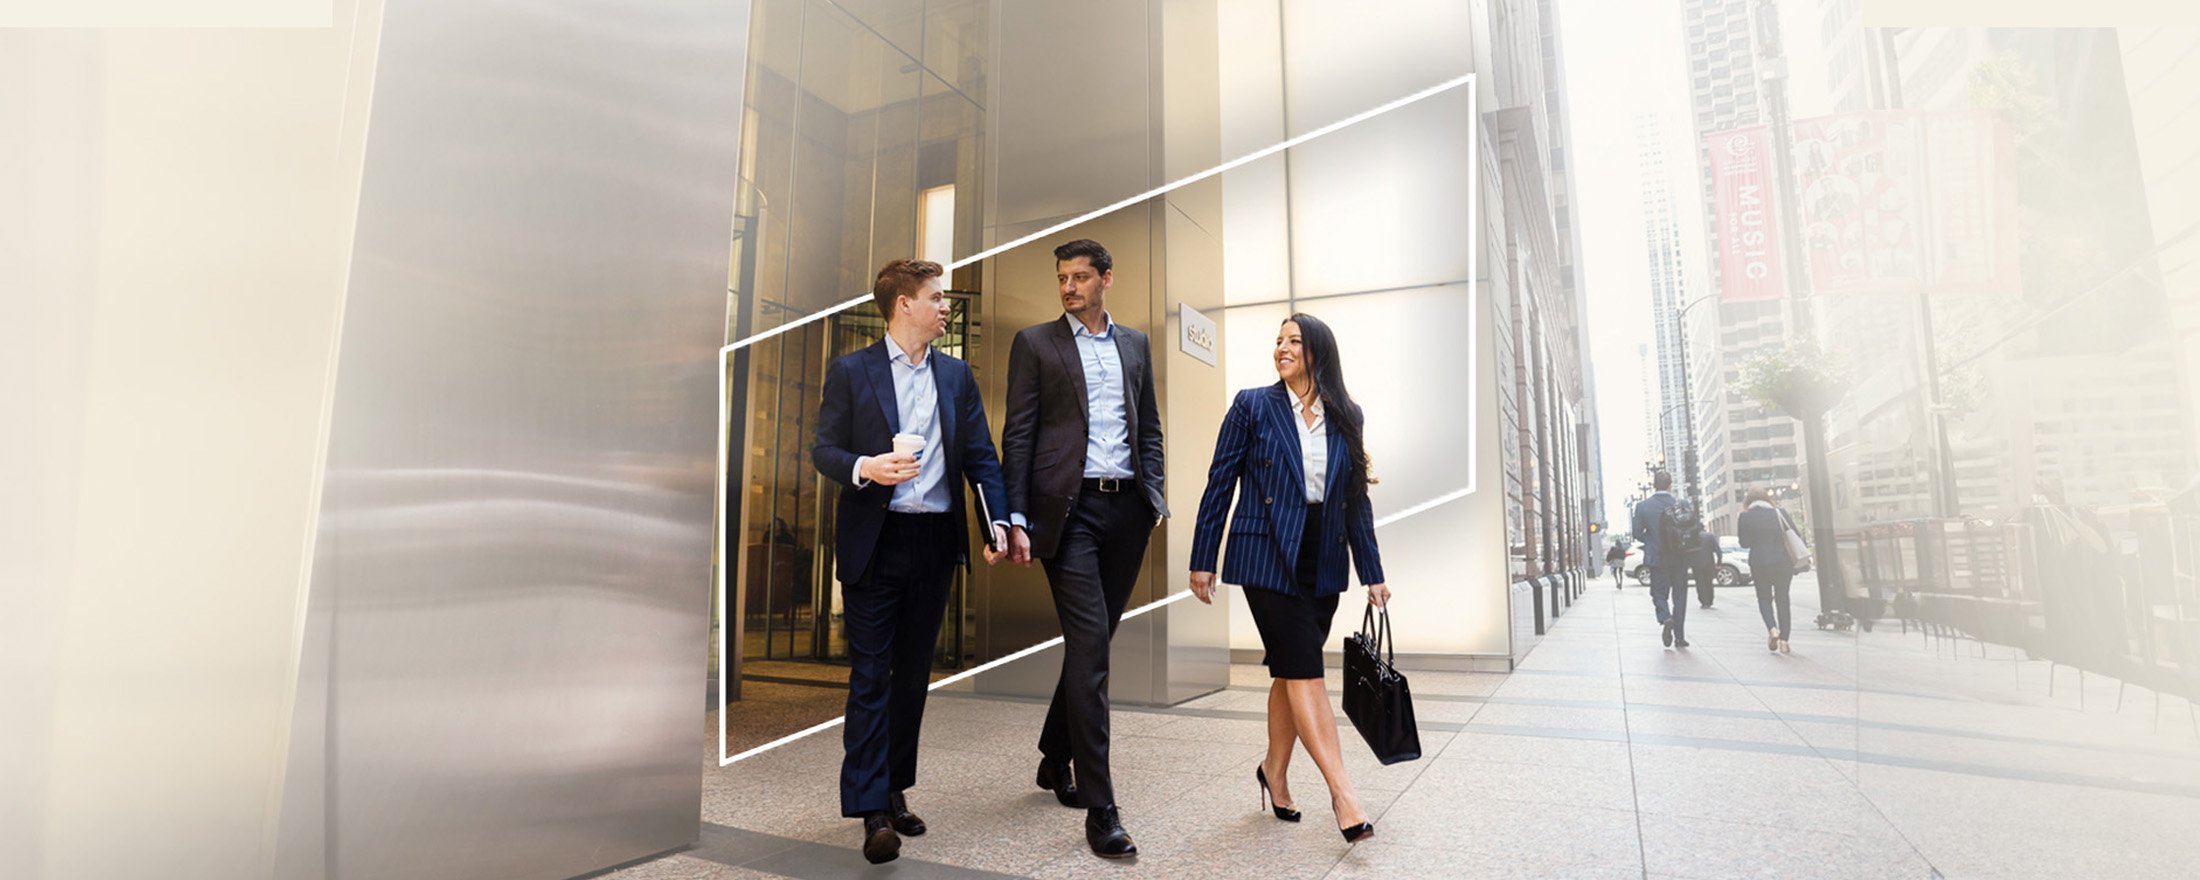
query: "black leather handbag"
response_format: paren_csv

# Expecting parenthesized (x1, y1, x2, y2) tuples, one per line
(1342, 604, 1422, 764)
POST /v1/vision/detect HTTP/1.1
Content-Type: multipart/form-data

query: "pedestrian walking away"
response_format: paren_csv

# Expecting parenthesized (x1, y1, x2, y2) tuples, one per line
(1630, 471, 1690, 648)
(1737, 487, 1801, 654)
(1692, 525, 1720, 610)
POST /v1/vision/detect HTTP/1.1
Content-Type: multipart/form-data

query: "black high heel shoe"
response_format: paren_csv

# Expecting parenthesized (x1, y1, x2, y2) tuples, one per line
(1339, 821, 1375, 843)
(1254, 766, 1300, 822)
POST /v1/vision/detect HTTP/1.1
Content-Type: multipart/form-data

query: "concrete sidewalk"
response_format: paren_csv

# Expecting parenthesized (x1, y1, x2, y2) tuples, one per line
(606, 580, 2200, 879)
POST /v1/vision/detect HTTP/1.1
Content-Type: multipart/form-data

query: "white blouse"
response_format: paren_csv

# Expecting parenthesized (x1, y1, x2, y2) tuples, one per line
(1289, 393, 1328, 504)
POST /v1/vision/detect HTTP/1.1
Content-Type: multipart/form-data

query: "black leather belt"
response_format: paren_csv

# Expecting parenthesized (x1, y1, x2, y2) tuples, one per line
(1082, 477, 1128, 493)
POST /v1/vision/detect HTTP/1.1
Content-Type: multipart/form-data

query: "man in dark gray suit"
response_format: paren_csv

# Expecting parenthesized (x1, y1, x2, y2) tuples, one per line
(1630, 470, 1690, 649)
(1000, 239, 1166, 860)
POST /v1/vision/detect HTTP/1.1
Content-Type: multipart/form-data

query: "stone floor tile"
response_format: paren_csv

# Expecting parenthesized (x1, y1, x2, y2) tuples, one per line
(1463, 701, 1629, 734)
(1637, 813, 1931, 880)
(1625, 711, 1810, 746)
(1323, 839, 1642, 879)
(1439, 730, 1634, 770)
(1414, 754, 1638, 813)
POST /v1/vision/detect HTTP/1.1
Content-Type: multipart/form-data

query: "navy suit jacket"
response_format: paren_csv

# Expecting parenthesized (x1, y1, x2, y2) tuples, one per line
(1630, 491, 1680, 570)
(811, 341, 1009, 586)
(1736, 504, 1796, 572)
(1189, 384, 1383, 597)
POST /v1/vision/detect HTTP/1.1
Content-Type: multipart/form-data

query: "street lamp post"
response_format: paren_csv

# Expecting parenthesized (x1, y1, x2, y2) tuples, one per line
(1751, 0, 1848, 613)
(1671, 293, 1719, 512)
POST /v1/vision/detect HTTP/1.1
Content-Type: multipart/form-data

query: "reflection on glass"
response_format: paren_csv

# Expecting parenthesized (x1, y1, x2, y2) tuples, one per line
(919, 184, 955, 267)
(728, 0, 986, 332)
(740, 296, 978, 668)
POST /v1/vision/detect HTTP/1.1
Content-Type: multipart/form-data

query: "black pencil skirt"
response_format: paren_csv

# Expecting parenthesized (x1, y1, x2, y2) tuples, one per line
(1241, 502, 1342, 680)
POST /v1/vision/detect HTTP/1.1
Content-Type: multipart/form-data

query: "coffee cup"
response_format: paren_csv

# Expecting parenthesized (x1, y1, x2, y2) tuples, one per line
(891, 432, 925, 458)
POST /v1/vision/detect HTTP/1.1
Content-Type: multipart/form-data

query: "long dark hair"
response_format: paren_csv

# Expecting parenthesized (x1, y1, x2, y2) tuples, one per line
(1284, 313, 1377, 496)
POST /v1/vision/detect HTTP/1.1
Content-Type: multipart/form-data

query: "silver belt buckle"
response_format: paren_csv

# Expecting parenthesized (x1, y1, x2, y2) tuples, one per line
(1096, 477, 1122, 493)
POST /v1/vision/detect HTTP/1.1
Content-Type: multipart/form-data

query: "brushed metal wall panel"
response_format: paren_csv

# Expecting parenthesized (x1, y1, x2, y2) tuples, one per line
(989, 0, 1152, 229)
(312, 1, 749, 878)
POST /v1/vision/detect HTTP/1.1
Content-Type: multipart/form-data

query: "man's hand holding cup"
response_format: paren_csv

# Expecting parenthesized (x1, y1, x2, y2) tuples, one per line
(862, 432, 927, 486)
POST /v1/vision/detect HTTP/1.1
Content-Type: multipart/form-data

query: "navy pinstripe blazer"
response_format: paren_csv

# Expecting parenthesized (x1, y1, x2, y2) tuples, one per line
(1188, 384, 1384, 597)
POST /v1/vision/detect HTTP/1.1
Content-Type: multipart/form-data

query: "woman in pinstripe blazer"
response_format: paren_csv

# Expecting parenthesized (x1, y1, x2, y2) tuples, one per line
(1187, 313, 1388, 844)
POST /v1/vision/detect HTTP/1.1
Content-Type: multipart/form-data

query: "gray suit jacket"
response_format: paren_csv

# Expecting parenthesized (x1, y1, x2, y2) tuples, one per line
(1000, 317, 1168, 559)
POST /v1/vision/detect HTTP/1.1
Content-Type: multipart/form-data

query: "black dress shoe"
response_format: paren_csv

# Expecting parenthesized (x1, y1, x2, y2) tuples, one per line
(887, 791, 926, 837)
(1661, 621, 1674, 647)
(1673, 636, 1691, 649)
(861, 813, 900, 865)
(1036, 758, 1080, 808)
(1339, 820, 1375, 843)
(1085, 805, 1137, 859)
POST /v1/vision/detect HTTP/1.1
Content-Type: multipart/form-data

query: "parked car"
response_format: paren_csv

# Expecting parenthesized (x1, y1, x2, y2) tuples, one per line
(1627, 537, 1753, 586)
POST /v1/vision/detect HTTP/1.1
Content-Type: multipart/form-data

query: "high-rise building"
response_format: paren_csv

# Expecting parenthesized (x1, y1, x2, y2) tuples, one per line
(1640, 341, 1664, 482)
(1635, 112, 1694, 483)
(1812, 0, 1895, 113)
(1543, 0, 1608, 554)
(1681, 0, 1803, 532)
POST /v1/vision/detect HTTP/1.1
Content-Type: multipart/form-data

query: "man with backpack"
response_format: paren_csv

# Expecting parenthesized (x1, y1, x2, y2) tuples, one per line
(1629, 471, 1691, 649)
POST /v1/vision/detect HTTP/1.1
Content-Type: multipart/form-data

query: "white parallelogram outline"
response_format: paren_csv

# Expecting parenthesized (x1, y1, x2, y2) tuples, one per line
(718, 72, 1479, 767)
(716, 71, 1477, 358)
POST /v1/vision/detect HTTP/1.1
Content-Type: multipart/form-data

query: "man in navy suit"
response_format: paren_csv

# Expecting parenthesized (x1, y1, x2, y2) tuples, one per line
(812, 258, 1009, 864)
(1630, 470, 1689, 648)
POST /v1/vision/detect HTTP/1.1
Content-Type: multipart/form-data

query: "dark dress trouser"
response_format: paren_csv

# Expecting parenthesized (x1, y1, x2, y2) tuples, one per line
(1650, 562, 1688, 637)
(1038, 487, 1153, 811)
(1755, 563, 1796, 640)
(839, 512, 957, 817)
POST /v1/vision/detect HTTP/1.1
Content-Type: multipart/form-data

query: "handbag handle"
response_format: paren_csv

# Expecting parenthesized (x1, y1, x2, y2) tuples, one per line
(1361, 603, 1395, 666)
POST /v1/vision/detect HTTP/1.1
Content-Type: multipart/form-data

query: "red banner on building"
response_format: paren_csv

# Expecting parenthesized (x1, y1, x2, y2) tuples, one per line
(1789, 110, 2018, 295)
(1706, 126, 1787, 303)
(1792, 112, 1920, 290)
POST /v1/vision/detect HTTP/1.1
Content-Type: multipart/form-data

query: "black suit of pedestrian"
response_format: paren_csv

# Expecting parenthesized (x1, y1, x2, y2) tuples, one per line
(1000, 316, 1167, 811)
(1691, 541, 1721, 609)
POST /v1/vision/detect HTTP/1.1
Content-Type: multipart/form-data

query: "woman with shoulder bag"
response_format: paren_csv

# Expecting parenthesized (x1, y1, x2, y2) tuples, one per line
(1736, 488, 1803, 653)
(1186, 313, 1387, 844)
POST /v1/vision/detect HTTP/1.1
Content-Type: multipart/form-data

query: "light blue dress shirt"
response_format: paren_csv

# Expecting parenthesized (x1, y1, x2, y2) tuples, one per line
(1068, 313, 1135, 480)
(853, 335, 951, 514)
